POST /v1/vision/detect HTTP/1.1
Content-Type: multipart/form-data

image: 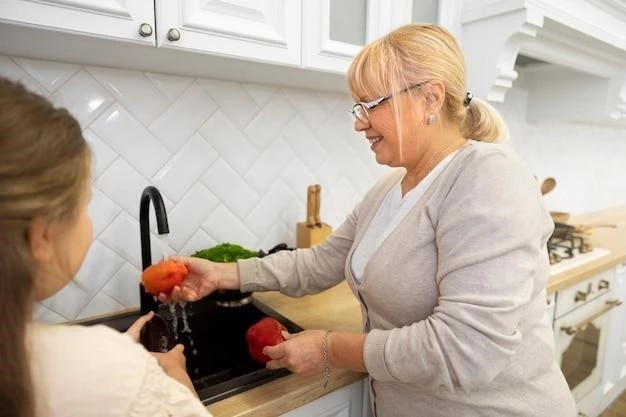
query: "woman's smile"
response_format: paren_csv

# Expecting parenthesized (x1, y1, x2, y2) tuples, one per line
(367, 135, 383, 150)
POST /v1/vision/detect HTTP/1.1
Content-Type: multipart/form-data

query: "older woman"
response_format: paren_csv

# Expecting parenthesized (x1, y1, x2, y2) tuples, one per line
(167, 24, 576, 417)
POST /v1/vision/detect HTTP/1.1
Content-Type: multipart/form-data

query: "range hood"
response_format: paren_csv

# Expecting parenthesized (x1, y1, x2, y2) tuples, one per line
(461, 0, 626, 125)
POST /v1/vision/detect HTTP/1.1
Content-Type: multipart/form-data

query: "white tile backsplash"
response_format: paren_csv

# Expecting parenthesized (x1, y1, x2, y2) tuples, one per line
(50, 70, 113, 126)
(91, 103, 171, 178)
(0, 55, 381, 322)
(497, 78, 626, 215)
(149, 82, 217, 152)
(153, 133, 218, 202)
(5, 55, 623, 323)
(87, 66, 170, 126)
(199, 110, 260, 173)
(14, 58, 79, 94)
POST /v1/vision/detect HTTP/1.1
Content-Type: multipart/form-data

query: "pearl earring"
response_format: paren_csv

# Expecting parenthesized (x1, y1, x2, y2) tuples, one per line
(427, 114, 436, 125)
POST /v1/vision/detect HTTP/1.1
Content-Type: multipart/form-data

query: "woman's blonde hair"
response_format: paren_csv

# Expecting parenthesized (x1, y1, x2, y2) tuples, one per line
(0, 77, 90, 417)
(347, 24, 508, 143)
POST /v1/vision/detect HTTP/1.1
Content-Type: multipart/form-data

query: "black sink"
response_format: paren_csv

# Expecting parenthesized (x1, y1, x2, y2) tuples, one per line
(80, 298, 303, 405)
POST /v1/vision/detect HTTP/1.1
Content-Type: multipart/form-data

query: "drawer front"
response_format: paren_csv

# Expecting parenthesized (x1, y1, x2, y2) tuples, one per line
(555, 269, 614, 319)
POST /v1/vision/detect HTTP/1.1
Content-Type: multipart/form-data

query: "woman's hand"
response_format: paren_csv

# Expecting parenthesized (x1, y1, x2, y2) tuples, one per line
(125, 311, 154, 343)
(158, 256, 240, 303)
(264, 330, 327, 375)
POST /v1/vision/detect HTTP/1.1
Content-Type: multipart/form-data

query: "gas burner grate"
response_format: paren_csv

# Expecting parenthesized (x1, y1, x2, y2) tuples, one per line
(547, 224, 593, 265)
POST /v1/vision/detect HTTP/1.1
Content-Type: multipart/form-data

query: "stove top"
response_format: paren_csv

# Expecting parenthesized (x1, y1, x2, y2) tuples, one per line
(81, 299, 303, 405)
(549, 247, 611, 276)
(547, 225, 611, 276)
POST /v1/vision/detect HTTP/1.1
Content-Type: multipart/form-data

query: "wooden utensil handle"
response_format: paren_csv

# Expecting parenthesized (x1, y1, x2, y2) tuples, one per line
(306, 185, 316, 228)
(314, 184, 321, 227)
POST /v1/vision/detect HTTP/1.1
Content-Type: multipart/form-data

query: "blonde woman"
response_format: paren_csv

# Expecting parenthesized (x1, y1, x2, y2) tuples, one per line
(0, 78, 212, 417)
(165, 24, 576, 416)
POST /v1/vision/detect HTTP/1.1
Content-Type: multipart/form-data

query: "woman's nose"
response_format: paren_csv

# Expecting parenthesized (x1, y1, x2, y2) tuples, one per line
(354, 118, 369, 132)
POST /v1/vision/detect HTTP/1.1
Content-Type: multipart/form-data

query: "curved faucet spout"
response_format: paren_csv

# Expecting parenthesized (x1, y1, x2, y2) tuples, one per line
(139, 186, 169, 314)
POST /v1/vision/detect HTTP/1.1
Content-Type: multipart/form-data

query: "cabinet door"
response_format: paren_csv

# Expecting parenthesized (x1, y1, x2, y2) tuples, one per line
(406, 0, 461, 38)
(0, 0, 155, 45)
(302, 0, 454, 74)
(281, 380, 363, 417)
(155, 0, 301, 66)
(302, 0, 377, 74)
(602, 263, 626, 399)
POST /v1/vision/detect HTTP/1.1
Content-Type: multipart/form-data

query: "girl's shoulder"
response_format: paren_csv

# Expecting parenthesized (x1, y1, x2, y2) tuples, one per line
(30, 323, 153, 415)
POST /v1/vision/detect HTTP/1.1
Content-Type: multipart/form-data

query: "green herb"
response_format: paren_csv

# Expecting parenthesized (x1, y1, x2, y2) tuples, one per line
(191, 243, 258, 263)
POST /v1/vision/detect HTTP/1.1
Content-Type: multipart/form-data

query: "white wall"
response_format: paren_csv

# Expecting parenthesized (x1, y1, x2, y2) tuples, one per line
(0, 55, 387, 322)
(496, 71, 626, 216)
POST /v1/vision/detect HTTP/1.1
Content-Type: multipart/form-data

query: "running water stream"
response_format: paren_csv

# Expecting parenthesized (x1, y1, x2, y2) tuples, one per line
(153, 238, 199, 371)
(166, 301, 199, 376)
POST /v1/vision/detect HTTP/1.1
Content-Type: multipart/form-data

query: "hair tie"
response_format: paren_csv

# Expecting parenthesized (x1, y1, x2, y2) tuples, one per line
(464, 91, 473, 108)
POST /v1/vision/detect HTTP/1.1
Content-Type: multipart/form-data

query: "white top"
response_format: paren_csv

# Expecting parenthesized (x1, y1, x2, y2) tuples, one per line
(351, 151, 458, 282)
(28, 323, 212, 417)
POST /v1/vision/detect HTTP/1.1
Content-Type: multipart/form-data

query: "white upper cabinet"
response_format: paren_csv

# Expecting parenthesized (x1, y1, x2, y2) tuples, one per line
(0, 0, 156, 45)
(302, 0, 450, 74)
(155, 0, 301, 66)
(302, 0, 369, 74)
(0, 1, 464, 89)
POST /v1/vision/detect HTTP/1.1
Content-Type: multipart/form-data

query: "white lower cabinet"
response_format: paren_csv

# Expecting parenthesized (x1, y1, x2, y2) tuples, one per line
(599, 262, 626, 413)
(281, 380, 364, 417)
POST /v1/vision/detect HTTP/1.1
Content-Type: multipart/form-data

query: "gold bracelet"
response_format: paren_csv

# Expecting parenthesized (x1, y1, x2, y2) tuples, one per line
(322, 330, 332, 389)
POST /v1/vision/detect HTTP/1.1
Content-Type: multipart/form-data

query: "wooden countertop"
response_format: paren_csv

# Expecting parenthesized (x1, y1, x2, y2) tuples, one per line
(547, 206, 626, 293)
(206, 282, 366, 417)
(208, 207, 626, 416)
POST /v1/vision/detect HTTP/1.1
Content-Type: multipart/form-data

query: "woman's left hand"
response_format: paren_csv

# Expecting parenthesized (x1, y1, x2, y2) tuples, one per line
(264, 330, 326, 375)
(125, 310, 154, 343)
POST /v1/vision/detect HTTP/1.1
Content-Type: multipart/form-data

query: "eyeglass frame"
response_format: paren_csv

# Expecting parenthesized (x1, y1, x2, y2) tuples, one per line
(351, 83, 426, 124)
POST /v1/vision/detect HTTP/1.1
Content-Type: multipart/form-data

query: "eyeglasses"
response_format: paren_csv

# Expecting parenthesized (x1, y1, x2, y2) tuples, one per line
(351, 83, 425, 124)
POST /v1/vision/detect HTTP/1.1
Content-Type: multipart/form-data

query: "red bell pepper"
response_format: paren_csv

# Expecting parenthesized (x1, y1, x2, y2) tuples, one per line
(246, 317, 287, 364)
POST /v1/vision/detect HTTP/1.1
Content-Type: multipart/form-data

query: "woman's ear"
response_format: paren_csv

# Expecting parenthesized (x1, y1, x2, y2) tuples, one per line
(28, 216, 55, 263)
(425, 81, 446, 113)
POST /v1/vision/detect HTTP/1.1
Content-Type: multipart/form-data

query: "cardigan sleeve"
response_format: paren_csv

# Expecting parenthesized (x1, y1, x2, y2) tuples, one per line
(363, 146, 554, 392)
(238, 206, 358, 297)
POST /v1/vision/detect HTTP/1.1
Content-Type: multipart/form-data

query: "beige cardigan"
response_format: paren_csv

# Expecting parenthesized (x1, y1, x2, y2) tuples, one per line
(239, 140, 577, 417)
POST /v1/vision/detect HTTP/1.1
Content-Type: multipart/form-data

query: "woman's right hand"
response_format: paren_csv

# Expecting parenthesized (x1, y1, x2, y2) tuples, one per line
(158, 256, 240, 303)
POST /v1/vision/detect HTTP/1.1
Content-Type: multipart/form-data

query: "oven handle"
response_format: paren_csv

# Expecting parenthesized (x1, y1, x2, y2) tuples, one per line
(560, 299, 623, 336)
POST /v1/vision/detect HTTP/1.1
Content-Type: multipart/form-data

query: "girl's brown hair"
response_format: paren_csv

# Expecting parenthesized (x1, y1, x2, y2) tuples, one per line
(0, 77, 90, 417)
(347, 24, 508, 144)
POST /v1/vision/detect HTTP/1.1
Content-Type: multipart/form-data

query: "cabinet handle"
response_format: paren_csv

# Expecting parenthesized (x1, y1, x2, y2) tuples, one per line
(138, 23, 153, 37)
(560, 299, 622, 335)
(598, 279, 610, 290)
(167, 28, 181, 42)
(574, 291, 587, 302)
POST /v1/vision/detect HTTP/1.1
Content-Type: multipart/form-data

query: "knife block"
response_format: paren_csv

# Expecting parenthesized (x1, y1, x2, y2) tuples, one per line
(296, 222, 332, 248)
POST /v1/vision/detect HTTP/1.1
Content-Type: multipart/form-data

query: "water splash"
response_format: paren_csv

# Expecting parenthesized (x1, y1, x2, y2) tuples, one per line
(179, 301, 191, 334)
(159, 335, 169, 353)
(168, 303, 178, 339)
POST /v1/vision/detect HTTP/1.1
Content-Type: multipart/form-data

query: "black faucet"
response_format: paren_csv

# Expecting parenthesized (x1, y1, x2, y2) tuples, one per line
(139, 186, 169, 315)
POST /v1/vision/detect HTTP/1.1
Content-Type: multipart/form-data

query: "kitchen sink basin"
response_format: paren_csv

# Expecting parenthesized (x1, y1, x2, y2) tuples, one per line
(80, 298, 303, 405)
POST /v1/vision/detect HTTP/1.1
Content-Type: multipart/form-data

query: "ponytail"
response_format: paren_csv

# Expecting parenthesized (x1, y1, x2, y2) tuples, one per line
(461, 97, 509, 143)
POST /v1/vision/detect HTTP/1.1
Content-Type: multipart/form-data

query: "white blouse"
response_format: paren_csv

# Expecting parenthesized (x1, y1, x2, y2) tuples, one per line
(29, 322, 212, 417)
(350, 151, 459, 282)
